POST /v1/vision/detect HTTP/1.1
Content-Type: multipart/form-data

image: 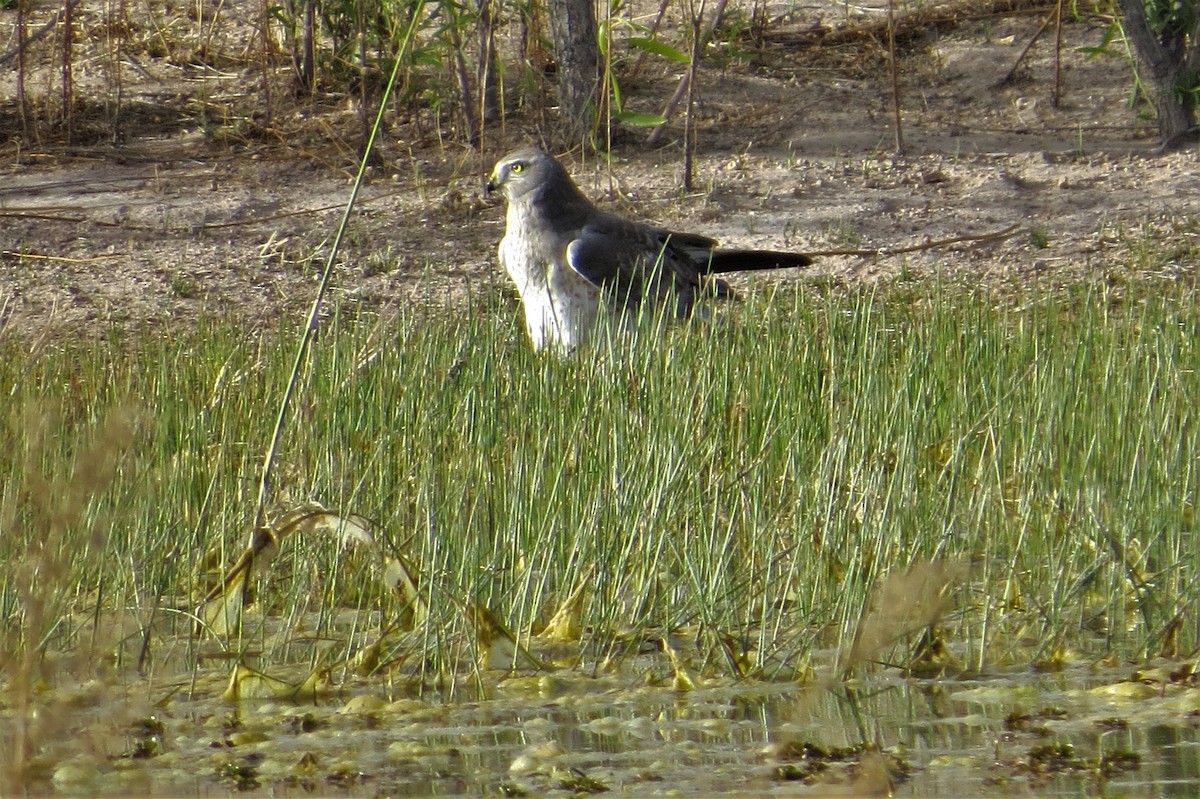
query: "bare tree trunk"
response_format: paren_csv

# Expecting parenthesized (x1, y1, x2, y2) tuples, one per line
(16, 0, 28, 134)
(1117, 0, 1200, 148)
(547, 0, 599, 148)
(61, 0, 74, 141)
(257, 0, 275, 130)
(477, 0, 500, 123)
(447, 12, 481, 145)
(887, 0, 903, 154)
(298, 0, 316, 93)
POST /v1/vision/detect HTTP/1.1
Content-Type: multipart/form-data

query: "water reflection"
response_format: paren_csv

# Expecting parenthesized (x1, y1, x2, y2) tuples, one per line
(46, 663, 1194, 797)
(287, 669, 1197, 797)
(1142, 724, 1200, 798)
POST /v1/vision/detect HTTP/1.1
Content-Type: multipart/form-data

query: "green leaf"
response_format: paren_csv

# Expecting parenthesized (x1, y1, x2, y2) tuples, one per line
(628, 37, 691, 64)
(1076, 22, 1119, 60)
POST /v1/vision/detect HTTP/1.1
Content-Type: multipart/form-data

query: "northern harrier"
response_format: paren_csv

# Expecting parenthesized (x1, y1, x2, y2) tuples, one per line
(484, 148, 814, 352)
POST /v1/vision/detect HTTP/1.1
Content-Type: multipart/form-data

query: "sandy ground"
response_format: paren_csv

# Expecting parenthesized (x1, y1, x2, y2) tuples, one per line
(2, 2, 1198, 341)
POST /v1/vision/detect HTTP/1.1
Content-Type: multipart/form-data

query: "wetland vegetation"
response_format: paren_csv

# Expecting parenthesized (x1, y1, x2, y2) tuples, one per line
(3, 253, 1198, 796)
(6, 0, 1200, 792)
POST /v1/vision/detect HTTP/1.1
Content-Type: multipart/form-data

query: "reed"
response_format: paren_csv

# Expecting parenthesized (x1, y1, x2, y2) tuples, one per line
(2, 263, 1195, 695)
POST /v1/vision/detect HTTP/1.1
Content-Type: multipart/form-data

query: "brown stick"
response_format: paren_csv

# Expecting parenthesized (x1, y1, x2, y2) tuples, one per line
(803, 224, 1021, 259)
(887, 0, 904, 155)
(1052, 0, 1064, 108)
(999, 7, 1056, 85)
(0, 0, 87, 68)
(682, 0, 707, 191)
(632, 0, 674, 77)
(647, 0, 730, 146)
(61, 0, 74, 141)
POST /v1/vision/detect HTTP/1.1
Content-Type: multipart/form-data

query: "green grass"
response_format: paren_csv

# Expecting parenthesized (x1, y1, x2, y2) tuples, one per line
(1, 271, 1197, 694)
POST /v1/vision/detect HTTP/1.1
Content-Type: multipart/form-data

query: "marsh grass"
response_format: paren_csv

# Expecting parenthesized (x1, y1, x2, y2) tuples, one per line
(1, 268, 1197, 732)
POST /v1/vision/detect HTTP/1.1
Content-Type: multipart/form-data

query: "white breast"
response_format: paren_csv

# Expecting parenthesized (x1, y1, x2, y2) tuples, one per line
(500, 210, 601, 352)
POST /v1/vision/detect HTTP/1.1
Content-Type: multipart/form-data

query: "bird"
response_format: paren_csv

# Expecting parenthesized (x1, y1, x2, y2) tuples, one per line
(484, 147, 814, 352)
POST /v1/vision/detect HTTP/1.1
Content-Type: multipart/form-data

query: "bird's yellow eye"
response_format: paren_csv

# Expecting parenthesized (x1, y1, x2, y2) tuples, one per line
(511, 163, 524, 173)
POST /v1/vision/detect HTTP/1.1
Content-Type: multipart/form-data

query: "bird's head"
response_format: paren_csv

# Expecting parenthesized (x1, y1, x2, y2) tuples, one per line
(484, 148, 560, 203)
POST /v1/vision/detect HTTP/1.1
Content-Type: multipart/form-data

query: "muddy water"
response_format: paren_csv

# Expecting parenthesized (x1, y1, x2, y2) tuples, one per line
(33, 659, 1200, 796)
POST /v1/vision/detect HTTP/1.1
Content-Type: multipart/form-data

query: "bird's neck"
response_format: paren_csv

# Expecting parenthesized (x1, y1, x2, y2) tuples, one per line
(525, 181, 592, 227)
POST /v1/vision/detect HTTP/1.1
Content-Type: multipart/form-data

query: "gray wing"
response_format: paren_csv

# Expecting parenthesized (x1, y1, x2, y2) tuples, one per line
(565, 217, 718, 311)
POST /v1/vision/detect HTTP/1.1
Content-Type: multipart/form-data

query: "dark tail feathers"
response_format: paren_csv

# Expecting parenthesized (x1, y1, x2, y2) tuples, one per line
(704, 249, 814, 274)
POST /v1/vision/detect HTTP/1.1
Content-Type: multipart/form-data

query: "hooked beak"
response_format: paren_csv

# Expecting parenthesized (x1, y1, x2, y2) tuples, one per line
(483, 175, 500, 201)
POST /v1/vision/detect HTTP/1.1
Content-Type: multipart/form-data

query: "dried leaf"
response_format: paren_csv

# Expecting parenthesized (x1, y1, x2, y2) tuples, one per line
(469, 602, 543, 671)
(662, 638, 701, 691)
(222, 663, 326, 702)
(538, 566, 593, 642)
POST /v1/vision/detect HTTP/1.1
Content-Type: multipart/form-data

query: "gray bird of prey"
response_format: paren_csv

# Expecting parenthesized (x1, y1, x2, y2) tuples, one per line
(484, 147, 814, 352)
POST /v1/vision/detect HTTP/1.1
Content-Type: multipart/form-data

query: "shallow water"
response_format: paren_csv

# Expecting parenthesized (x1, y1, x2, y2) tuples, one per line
(26, 658, 1200, 797)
